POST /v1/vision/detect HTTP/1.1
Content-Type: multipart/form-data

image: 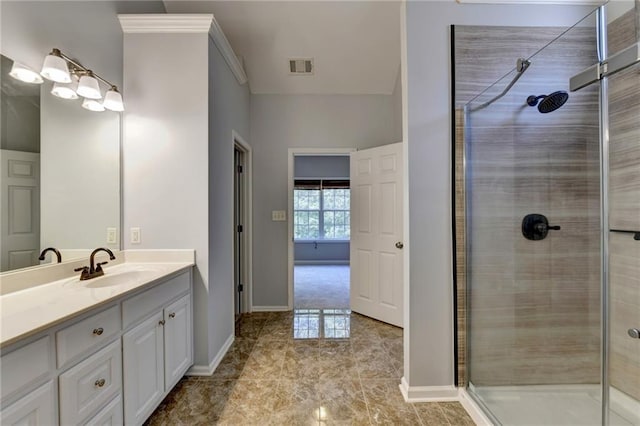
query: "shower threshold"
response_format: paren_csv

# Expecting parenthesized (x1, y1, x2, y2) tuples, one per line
(468, 383, 640, 425)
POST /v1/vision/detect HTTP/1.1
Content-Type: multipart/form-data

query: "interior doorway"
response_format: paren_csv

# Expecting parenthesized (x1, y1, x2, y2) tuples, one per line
(288, 151, 353, 310)
(233, 133, 252, 321)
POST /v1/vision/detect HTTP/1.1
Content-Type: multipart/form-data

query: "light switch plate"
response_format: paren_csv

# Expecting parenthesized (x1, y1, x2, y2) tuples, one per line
(130, 227, 141, 244)
(107, 227, 117, 244)
(272, 210, 286, 221)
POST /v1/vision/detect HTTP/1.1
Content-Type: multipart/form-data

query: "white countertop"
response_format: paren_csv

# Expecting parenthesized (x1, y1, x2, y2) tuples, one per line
(0, 251, 194, 349)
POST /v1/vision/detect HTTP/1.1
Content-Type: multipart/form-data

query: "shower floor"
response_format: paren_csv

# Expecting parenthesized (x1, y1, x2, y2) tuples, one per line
(469, 384, 640, 425)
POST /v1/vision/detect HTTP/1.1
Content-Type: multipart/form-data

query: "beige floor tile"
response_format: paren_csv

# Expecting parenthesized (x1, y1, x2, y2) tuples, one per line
(438, 402, 475, 426)
(146, 311, 476, 426)
(361, 379, 422, 425)
(414, 402, 451, 426)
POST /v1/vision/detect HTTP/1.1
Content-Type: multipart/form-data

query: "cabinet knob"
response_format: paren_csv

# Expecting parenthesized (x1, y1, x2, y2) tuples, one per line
(169, 313, 176, 319)
(159, 320, 166, 326)
(94, 378, 106, 388)
(92, 327, 104, 336)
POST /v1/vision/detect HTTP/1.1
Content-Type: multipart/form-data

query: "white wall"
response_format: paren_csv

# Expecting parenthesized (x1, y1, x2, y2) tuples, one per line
(123, 32, 211, 366)
(250, 94, 399, 307)
(404, 1, 598, 389)
(208, 36, 251, 359)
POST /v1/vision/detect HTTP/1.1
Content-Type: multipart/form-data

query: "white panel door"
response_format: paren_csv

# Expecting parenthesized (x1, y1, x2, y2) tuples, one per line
(123, 312, 164, 426)
(163, 294, 192, 391)
(0, 150, 40, 271)
(350, 142, 404, 327)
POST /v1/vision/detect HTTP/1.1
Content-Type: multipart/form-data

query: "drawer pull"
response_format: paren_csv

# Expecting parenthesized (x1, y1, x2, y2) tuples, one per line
(169, 312, 176, 319)
(92, 327, 104, 336)
(159, 320, 166, 326)
(94, 378, 106, 388)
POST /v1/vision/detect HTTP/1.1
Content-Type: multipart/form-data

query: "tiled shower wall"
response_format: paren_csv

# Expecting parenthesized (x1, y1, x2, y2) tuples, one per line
(454, 24, 601, 386)
(608, 9, 640, 402)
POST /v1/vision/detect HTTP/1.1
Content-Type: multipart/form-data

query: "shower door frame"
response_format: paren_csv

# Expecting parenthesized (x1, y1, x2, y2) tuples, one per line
(456, 3, 640, 424)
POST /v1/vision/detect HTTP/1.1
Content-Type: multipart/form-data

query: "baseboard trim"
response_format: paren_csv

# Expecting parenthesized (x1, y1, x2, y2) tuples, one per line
(186, 333, 234, 376)
(294, 260, 350, 265)
(458, 388, 494, 425)
(251, 305, 290, 312)
(399, 377, 459, 402)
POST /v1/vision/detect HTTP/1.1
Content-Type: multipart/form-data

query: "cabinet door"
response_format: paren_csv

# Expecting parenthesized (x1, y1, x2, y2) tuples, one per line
(164, 294, 192, 391)
(1, 381, 55, 426)
(122, 312, 164, 426)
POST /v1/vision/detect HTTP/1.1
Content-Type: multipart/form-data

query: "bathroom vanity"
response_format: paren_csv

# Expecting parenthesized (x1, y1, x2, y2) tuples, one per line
(0, 250, 194, 425)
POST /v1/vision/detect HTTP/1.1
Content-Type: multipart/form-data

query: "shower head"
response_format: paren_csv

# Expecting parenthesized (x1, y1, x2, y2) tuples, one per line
(526, 91, 569, 113)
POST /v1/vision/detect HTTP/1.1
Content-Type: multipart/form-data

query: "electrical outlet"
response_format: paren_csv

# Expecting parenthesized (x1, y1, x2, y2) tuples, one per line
(107, 227, 117, 244)
(130, 227, 141, 244)
(272, 210, 286, 221)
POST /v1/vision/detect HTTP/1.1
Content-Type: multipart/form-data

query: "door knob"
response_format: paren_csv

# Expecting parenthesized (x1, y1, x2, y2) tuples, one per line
(395, 242, 404, 249)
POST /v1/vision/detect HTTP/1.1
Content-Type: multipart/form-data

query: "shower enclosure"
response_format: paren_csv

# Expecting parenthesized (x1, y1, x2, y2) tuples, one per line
(454, 2, 640, 424)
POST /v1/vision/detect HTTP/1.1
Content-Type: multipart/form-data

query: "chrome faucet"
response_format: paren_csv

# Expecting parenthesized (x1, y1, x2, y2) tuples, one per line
(74, 248, 116, 281)
(39, 247, 62, 263)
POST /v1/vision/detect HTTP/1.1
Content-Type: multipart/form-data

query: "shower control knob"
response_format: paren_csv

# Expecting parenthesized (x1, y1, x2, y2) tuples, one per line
(522, 214, 560, 241)
(628, 328, 640, 339)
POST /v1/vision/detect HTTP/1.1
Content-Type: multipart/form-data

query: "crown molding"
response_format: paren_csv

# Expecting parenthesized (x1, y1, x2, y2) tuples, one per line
(209, 17, 248, 85)
(119, 14, 248, 86)
(118, 14, 214, 33)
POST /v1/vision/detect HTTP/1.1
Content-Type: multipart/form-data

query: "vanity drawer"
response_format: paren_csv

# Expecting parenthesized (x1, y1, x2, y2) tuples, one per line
(59, 339, 122, 425)
(56, 304, 121, 368)
(122, 270, 190, 329)
(1, 336, 52, 402)
(83, 394, 122, 426)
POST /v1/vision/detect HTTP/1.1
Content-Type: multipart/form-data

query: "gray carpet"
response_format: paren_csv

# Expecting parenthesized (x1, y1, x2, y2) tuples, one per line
(294, 265, 350, 309)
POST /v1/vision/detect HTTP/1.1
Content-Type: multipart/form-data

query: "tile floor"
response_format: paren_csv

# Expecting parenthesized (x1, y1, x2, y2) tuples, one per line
(146, 310, 475, 425)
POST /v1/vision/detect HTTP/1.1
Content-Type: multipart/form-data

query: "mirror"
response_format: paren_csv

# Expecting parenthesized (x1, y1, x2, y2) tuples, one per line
(0, 54, 120, 273)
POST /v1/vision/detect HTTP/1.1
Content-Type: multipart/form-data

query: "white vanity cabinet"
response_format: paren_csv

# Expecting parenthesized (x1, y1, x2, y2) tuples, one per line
(0, 266, 193, 426)
(122, 271, 193, 425)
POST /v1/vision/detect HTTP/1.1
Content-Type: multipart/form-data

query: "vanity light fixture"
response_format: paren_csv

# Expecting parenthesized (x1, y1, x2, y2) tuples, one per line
(51, 74, 79, 100)
(9, 62, 44, 84)
(40, 49, 72, 83)
(38, 47, 124, 112)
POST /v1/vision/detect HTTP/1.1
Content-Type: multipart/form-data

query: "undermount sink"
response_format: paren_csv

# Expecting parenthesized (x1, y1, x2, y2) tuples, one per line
(83, 270, 156, 288)
(63, 265, 164, 289)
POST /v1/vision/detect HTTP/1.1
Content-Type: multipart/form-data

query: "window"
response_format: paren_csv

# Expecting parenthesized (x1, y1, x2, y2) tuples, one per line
(294, 180, 350, 240)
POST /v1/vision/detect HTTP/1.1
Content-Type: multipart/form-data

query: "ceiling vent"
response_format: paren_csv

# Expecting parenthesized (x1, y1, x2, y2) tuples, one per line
(289, 58, 313, 75)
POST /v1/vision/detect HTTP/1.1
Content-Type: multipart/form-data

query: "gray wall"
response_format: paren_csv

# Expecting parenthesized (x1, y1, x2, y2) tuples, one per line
(251, 94, 399, 307)
(294, 155, 349, 179)
(404, 1, 597, 389)
(123, 31, 211, 366)
(392, 68, 403, 143)
(208, 36, 251, 359)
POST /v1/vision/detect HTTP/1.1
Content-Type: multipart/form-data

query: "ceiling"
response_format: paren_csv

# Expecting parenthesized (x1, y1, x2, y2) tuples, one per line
(163, 1, 402, 95)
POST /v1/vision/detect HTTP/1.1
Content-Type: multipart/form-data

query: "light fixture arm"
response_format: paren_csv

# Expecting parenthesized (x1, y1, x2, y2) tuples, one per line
(52, 48, 120, 92)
